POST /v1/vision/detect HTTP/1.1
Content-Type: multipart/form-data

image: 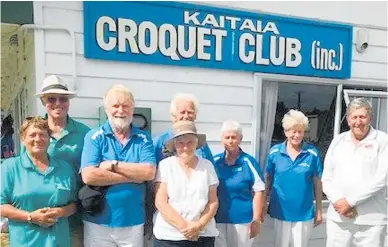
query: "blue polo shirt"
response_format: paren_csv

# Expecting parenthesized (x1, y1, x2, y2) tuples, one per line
(153, 128, 214, 165)
(19, 116, 90, 229)
(80, 121, 156, 227)
(214, 150, 265, 224)
(1, 152, 77, 247)
(266, 142, 323, 222)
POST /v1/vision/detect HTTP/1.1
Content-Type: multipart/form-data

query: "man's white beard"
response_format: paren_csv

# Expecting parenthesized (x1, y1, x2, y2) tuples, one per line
(108, 116, 132, 132)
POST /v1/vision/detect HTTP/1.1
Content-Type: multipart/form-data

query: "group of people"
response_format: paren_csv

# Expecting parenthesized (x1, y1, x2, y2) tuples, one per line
(0, 74, 387, 247)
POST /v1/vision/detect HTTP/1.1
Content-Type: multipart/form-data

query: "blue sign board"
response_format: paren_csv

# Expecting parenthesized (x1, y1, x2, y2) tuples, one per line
(83, 1, 353, 79)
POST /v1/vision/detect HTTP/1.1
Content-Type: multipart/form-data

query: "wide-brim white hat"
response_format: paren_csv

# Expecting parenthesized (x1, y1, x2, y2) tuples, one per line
(164, 120, 206, 153)
(35, 75, 76, 98)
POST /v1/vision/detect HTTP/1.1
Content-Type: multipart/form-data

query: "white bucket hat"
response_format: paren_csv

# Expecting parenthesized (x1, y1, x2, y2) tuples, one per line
(35, 75, 76, 98)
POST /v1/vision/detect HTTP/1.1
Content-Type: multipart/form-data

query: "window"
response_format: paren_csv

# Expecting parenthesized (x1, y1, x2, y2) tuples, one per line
(342, 88, 387, 133)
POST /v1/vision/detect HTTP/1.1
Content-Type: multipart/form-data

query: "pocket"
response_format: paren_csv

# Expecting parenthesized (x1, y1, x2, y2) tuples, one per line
(362, 154, 377, 164)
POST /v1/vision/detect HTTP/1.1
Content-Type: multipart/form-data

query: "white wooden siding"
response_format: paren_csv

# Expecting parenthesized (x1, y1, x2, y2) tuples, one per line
(33, 2, 387, 247)
(35, 1, 257, 156)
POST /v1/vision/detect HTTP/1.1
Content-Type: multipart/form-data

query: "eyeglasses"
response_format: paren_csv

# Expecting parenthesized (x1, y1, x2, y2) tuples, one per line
(46, 96, 69, 104)
(21, 116, 50, 137)
(25, 116, 45, 121)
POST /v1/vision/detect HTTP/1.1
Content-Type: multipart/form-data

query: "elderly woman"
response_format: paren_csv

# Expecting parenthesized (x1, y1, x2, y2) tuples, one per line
(322, 98, 388, 247)
(153, 120, 219, 247)
(265, 109, 323, 247)
(213, 120, 265, 247)
(0, 116, 77, 247)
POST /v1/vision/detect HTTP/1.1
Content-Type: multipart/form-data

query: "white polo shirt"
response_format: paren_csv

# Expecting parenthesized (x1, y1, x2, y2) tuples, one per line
(322, 127, 388, 225)
(153, 156, 219, 240)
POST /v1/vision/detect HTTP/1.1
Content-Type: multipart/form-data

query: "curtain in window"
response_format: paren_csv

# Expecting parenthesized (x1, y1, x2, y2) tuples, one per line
(259, 81, 279, 170)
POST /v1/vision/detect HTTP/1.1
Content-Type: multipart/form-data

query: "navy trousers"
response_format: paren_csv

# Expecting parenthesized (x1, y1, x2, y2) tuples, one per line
(154, 237, 215, 247)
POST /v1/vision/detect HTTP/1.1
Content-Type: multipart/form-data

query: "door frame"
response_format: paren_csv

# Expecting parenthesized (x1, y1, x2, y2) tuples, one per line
(252, 73, 386, 161)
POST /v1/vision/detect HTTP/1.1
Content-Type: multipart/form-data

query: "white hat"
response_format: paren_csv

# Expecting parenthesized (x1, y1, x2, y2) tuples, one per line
(35, 75, 76, 97)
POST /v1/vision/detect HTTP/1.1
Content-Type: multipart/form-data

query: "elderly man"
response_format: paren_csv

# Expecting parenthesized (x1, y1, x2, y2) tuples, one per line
(322, 98, 388, 247)
(80, 84, 156, 247)
(143, 93, 215, 246)
(153, 93, 214, 164)
(35, 75, 90, 246)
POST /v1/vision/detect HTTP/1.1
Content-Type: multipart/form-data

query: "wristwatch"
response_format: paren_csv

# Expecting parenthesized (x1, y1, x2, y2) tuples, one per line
(27, 213, 32, 224)
(111, 160, 119, 172)
(252, 218, 263, 224)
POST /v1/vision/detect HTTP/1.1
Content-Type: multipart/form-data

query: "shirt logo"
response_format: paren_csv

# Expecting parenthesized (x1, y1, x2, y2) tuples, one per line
(299, 162, 310, 168)
(364, 144, 373, 149)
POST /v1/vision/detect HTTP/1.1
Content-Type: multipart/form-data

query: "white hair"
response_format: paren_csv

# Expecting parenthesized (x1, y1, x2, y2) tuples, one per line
(282, 109, 309, 131)
(347, 98, 373, 117)
(170, 93, 199, 116)
(221, 120, 243, 139)
(103, 84, 135, 107)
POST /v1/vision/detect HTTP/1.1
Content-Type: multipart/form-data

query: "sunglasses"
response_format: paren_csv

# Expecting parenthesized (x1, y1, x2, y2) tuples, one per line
(25, 116, 45, 121)
(46, 96, 69, 104)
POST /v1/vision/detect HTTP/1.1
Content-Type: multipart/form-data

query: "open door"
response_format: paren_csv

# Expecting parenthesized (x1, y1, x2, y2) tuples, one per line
(254, 76, 343, 171)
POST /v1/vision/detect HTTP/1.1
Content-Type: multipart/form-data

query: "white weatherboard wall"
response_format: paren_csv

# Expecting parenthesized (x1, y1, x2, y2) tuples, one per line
(33, 1, 255, 156)
(32, 2, 387, 247)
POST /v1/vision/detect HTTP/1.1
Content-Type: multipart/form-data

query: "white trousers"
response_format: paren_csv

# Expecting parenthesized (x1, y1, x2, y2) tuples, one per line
(83, 221, 144, 247)
(326, 220, 386, 247)
(273, 219, 313, 247)
(215, 223, 255, 247)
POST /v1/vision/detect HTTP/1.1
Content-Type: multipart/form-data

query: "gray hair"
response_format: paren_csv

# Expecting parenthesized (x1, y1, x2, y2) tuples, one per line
(282, 109, 309, 131)
(347, 98, 373, 117)
(103, 84, 135, 107)
(221, 120, 243, 139)
(170, 93, 199, 116)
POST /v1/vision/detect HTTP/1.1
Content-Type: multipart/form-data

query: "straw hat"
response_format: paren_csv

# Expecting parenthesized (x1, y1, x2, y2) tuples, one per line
(164, 121, 206, 152)
(35, 75, 76, 97)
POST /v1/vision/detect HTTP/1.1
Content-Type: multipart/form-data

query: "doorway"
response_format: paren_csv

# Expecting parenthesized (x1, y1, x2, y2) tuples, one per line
(253, 73, 387, 171)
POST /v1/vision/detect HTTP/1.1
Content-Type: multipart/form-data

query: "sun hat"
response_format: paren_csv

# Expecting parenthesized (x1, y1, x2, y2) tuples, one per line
(164, 120, 206, 152)
(35, 75, 76, 98)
